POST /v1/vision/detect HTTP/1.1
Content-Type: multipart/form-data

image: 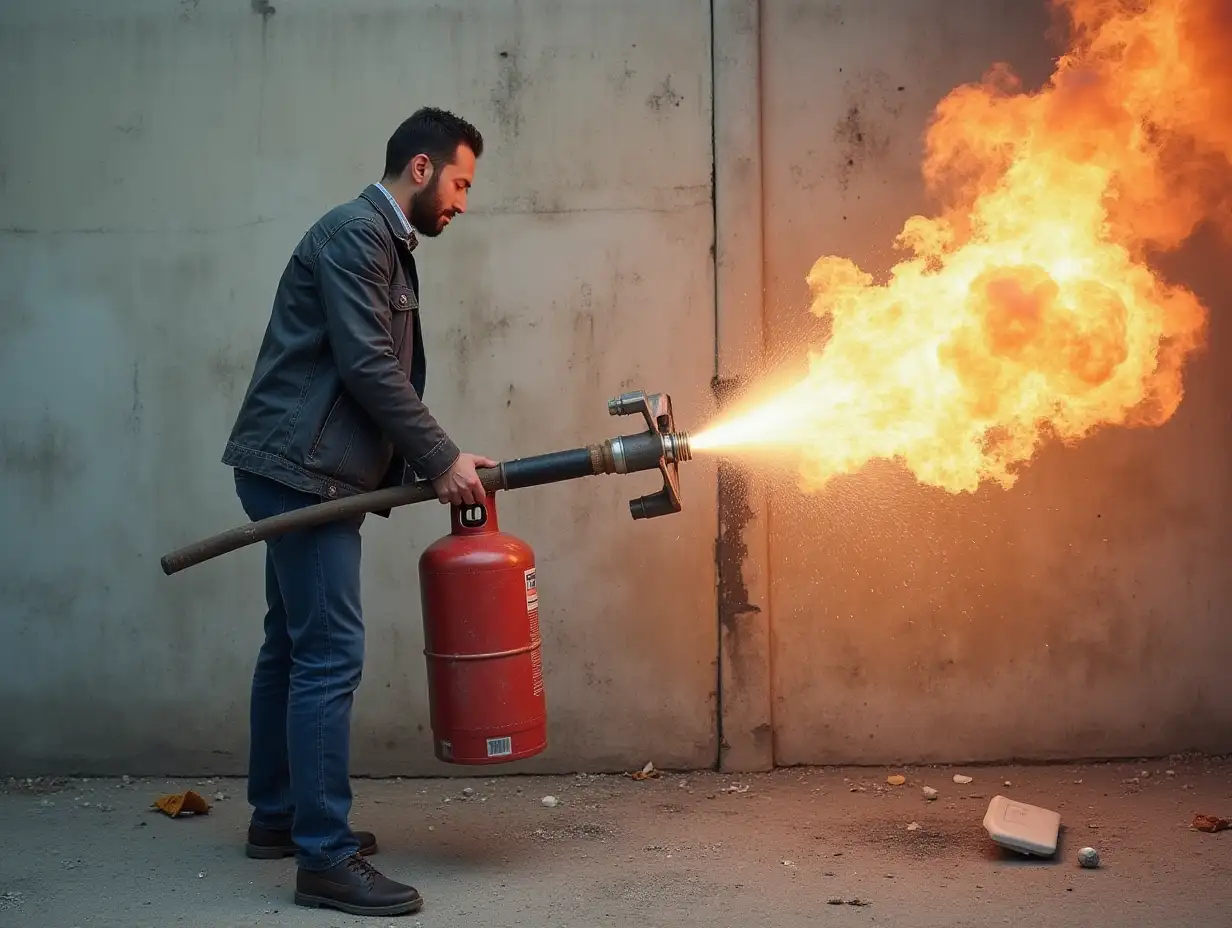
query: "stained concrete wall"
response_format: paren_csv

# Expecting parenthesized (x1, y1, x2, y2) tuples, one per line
(7, 0, 1228, 778)
(757, 0, 1232, 764)
(0, 0, 720, 776)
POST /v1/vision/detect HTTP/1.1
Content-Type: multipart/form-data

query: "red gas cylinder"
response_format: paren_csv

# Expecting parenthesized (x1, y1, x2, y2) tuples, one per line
(418, 492, 547, 765)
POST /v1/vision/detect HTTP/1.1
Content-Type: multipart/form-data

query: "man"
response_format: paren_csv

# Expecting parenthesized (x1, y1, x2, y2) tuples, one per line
(221, 107, 494, 917)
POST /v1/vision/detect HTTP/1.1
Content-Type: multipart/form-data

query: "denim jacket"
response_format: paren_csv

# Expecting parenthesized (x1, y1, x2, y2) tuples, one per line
(222, 184, 460, 502)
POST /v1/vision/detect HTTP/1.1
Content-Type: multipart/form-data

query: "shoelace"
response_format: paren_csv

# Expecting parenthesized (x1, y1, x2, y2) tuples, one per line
(345, 853, 379, 886)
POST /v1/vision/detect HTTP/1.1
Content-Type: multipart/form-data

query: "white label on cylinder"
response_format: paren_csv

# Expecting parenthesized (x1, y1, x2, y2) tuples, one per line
(524, 567, 538, 614)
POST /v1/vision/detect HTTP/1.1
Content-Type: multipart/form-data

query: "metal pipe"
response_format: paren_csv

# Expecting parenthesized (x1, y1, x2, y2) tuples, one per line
(159, 431, 691, 576)
(501, 447, 597, 489)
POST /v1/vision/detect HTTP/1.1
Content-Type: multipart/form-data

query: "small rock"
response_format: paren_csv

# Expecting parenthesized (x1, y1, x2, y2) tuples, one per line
(122, 775, 132, 785)
(1078, 847, 1100, 868)
(198, 871, 205, 879)
(1004, 781, 1012, 787)
(923, 786, 938, 800)
(461, 787, 474, 798)
(906, 822, 921, 832)
(1166, 770, 1176, 777)
(953, 774, 973, 785)
(886, 775, 906, 786)
(213, 792, 226, 801)
(542, 796, 559, 808)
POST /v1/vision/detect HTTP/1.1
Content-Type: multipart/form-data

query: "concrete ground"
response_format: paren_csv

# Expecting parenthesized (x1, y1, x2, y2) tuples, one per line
(2, 757, 1230, 928)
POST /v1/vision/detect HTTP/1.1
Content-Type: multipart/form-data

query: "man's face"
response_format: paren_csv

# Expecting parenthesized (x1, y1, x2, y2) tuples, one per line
(409, 143, 476, 237)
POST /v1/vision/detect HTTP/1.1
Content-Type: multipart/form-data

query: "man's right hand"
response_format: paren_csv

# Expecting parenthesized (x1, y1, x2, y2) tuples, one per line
(431, 452, 498, 506)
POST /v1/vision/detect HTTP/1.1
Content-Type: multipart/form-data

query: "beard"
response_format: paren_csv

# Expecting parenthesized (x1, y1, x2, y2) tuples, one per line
(408, 175, 451, 237)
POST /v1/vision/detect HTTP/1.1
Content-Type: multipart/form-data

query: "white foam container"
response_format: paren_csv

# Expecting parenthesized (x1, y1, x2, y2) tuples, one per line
(982, 794, 1061, 857)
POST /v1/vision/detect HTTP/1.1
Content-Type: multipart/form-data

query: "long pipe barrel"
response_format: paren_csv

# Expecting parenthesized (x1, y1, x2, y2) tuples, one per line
(159, 432, 690, 576)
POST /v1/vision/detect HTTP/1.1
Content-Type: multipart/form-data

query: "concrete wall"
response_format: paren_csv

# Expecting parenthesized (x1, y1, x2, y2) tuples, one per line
(5, 0, 1230, 777)
(756, 0, 1232, 764)
(0, 0, 720, 776)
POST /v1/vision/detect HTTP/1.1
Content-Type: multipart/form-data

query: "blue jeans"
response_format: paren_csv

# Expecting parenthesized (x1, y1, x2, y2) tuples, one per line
(233, 469, 366, 871)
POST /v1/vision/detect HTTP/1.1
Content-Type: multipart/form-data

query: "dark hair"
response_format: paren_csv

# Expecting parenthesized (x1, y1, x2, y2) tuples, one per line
(382, 107, 484, 179)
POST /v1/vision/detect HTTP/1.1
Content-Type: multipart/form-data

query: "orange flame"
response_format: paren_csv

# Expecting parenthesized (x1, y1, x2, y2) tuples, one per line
(693, 0, 1231, 493)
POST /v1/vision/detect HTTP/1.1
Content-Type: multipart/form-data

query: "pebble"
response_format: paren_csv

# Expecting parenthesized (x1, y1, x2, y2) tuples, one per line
(906, 822, 921, 832)
(953, 774, 973, 785)
(923, 787, 939, 801)
(1078, 847, 1100, 869)
(542, 796, 559, 808)
(462, 787, 474, 798)
(886, 775, 906, 786)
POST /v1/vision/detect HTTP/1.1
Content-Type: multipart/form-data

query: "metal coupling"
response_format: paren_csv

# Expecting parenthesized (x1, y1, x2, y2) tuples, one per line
(603, 431, 692, 475)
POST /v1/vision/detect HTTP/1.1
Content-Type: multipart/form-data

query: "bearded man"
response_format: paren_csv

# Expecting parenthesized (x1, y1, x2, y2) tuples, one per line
(221, 107, 494, 917)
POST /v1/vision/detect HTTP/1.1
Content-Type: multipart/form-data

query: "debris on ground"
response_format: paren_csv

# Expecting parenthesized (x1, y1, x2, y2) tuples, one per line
(1078, 846, 1100, 868)
(827, 898, 870, 906)
(923, 786, 939, 801)
(953, 774, 973, 785)
(152, 790, 211, 818)
(983, 795, 1061, 857)
(1191, 814, 1229, 833)
(628, 762, 659, 781)
(886, 774, 906, 786)
(723, 784, 750, 794)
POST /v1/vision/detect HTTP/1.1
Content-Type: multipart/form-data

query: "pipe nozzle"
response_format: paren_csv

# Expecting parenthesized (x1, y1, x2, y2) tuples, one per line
(664, 430, 691, 465)
(601, 430, 692, 475)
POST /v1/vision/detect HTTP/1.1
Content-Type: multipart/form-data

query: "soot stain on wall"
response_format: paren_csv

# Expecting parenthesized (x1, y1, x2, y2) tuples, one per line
(492, 47, 528, 139)
(1, 415, 85, 506)
(646, 76, 683, 112)
(831, 70, 905, 192)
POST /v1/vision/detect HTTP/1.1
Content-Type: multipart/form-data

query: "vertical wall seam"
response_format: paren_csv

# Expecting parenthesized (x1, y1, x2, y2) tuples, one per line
(754, 0, 777, 769)
(708, 0, 725, 772)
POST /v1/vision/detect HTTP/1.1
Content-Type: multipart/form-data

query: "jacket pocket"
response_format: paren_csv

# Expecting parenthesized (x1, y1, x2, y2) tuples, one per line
(306, 391, 392, 490)
(389, 284, 416, 358)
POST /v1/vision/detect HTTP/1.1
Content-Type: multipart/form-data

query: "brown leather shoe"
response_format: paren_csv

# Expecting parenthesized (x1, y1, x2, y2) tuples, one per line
(294, 853, 423, 916)
(245, 823, 377, 859)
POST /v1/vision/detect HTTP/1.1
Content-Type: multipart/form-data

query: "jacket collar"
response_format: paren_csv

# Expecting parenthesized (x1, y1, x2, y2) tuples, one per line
(361, 183, 419, 251)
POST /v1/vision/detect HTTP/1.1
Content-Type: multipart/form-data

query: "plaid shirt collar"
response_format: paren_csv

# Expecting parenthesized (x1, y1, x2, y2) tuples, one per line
(374, 182, 419, 251)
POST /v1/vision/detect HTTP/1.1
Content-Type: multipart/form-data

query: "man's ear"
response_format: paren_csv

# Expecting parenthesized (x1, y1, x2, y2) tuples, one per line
(409, 153, 434, 186)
